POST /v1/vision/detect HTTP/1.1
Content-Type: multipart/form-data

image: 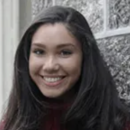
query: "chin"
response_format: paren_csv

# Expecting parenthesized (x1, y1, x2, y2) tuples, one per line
(42, 92, 63, 99)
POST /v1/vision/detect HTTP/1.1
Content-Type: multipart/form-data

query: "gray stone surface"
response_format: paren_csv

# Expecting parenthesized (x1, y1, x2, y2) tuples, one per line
(32, 0, 44, 18)
(32, 0, 53, 18)
(109, 0, 130, 29)
(97, 34, 130, 103)
(45, 0, 53, 8)
(56, 0, 104, 33)
(32, 0, 104, 33)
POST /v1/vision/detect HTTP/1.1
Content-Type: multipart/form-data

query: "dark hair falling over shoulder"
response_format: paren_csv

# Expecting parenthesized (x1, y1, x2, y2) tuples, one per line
(1, 6, 130, 130)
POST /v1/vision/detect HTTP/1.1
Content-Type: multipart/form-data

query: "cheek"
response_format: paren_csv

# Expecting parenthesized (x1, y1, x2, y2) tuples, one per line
(70, 62, 82, 80)
(61, 56, 82, 78)
(29, 55, 41, 75)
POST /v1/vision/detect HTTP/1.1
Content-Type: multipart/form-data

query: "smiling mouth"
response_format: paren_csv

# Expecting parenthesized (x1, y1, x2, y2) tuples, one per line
(40, 76, 65, 86)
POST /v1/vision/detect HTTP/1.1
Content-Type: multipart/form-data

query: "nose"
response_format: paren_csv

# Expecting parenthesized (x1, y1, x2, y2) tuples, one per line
(42, 56, 59, 73)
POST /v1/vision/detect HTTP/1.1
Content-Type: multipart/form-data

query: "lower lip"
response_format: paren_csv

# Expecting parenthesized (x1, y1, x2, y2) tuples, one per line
(41, 77, 65, 87)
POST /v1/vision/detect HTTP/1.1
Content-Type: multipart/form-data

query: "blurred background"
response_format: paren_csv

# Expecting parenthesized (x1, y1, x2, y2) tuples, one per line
(0, 0, 130, 117)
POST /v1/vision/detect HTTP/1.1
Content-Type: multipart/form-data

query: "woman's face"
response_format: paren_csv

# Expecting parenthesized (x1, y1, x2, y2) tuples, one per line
(29, 23, 82, 99)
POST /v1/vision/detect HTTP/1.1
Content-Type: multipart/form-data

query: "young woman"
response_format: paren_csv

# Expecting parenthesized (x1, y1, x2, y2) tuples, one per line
(0, 6, 130, 130)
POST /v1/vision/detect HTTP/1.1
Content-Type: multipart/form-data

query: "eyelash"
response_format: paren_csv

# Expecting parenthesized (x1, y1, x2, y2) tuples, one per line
(33, 49, 44, 55)
(32, 49, 73, 57)
(60, 50, 72, 56)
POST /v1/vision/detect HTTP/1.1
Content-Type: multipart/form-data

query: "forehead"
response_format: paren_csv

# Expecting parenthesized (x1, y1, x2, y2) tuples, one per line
(31, 23, 81, 48)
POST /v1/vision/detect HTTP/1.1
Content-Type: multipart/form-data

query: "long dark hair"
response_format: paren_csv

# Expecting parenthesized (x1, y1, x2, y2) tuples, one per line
(2, 6, 129, 130)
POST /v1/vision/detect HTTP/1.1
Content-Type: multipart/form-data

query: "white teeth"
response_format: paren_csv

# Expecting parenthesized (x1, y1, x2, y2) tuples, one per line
(43, 77, 62, 82)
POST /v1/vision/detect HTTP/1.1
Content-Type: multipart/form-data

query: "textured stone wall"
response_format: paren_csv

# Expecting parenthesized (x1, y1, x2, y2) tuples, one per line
(98, 35, 130, 104)
(32, 0, 54, 18)
(32, 0, 130, 104)
(109, 0, 130, 29)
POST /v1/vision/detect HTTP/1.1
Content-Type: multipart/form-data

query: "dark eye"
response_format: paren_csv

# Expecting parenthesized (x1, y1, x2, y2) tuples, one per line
(60, 50, 72, 56)
(33, 49, 44, 55)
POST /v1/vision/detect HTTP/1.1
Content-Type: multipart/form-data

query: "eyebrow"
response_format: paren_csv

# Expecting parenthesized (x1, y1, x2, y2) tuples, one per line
(57, 43, 76, 49)
(31, 43, 76, 48)
(31, 43, 46, 48)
